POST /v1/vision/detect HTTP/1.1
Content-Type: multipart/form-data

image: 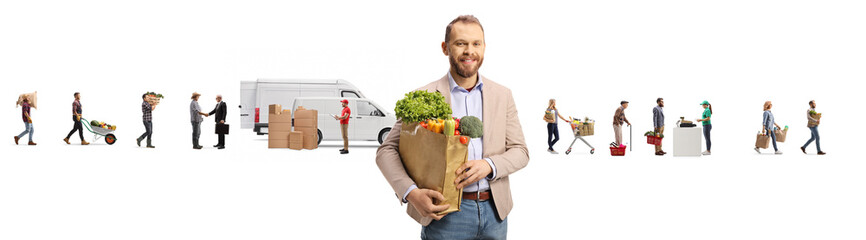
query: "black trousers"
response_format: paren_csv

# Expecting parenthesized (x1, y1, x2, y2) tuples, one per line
(66, 116, 84, 140)
(216, 123, 226, 147)
(217, 133, 225, 146)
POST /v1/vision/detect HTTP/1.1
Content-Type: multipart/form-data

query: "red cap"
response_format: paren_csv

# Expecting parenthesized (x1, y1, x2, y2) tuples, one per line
(340, 99, 349, 104)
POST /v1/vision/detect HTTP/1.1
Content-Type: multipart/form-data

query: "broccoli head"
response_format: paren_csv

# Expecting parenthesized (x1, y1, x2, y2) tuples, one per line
(458, 116, 483, 138)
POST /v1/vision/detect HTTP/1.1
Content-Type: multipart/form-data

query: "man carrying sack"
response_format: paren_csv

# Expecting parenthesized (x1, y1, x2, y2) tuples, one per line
(14, 93, 37, 145)
(376, 15, 529, 239)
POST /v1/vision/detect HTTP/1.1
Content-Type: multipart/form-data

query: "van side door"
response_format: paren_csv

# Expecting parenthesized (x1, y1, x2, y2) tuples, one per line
(353, 100, 384, 141)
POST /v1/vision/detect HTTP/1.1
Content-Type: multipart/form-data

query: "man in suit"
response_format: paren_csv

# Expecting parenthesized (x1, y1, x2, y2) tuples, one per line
(376, 15, 529, 239)
(209, 94, 228, 149)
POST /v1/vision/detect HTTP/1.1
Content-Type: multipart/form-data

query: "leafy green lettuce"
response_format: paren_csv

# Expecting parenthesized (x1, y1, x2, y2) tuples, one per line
(395, 90, 452, 123)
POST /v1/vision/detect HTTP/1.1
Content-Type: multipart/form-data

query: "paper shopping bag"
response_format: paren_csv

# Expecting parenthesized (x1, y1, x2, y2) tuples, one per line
(398, 122, 468, 215)
(773, 128, 787, 142)
(756, 134, 771, 149)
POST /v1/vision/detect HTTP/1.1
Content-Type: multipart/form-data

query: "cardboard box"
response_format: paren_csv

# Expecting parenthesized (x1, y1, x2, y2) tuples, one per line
(774, 128, 788, 142)
(289, 131, 304, 150)
(269, 123, 292, 132)
(294, 118, 316, 128)
(295, 108, 318, 121)
(295, 126, 317, 136)
(303, 134, 318, 149)
(269, 112, 292, 123)
(268, 131, 291, 140)
(269, 104, 281, 114)
(268, 139, 289, 148)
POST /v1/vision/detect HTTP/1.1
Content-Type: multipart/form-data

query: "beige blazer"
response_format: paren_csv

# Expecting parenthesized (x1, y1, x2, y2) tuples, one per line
(376, 74, 530, 226)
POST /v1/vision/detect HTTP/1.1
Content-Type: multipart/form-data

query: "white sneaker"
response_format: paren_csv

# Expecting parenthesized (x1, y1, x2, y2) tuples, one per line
(775, 151, 783, 155)
(702, 151, 711, 155)
(549, 150, 559, 154)
(754, 147, 761, 154)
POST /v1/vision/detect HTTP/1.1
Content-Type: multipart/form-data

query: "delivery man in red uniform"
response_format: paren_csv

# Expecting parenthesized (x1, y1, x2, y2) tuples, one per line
(333, 99, 351, 154)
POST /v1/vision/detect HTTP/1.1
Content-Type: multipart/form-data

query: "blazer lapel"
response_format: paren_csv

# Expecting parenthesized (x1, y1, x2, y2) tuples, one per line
(435, 75, 451, 108)
(481, 76, 493, 157)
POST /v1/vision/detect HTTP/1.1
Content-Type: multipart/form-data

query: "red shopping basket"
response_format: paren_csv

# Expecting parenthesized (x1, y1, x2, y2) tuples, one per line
(610, 145, 626, 156)
(646, 136, 662, 146)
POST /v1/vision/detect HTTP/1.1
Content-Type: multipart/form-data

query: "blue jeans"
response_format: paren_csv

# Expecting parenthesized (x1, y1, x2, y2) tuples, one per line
(138, 121, 153, 146)
(421, 199, 507, 240)
(547, 123, 559, 150)
(803, 126, 821, 152)
(17, 122, 34, 142)
(767, 128, 778, 151)
(703, 124, 712, 151)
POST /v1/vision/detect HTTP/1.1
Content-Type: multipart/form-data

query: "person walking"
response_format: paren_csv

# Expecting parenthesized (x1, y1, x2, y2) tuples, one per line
(14, 95, 36, 145)
(696, 100, 712, 155)
(333, 99, 351, 154)
(755, 101, 782, 154)
(801, 100, 826, 155)
(652, 98, 666, 156)
(208, 94, 227, 149)
(545, 99, 568, 154)
(613, 101, 631, 146)
(64, 92, 89, 145)
(190, 92, 208, 149)
(137, 94, 155, 148)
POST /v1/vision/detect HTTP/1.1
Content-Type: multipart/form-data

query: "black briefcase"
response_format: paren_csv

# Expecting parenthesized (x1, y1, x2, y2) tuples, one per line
(216, 123, 230, 135)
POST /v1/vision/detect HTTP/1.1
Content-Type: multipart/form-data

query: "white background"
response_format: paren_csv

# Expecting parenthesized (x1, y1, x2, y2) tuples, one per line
(2, 0, 865, 239)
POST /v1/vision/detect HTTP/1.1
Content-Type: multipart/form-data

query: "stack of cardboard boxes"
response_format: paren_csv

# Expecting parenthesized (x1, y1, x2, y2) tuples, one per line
(294, 106, 319, 150)
(267, 104, 318, 150)
(268, 104, 293, 148)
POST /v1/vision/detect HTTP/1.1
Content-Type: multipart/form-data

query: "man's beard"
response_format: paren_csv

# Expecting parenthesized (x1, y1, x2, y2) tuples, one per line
(449, 55, 484, 79)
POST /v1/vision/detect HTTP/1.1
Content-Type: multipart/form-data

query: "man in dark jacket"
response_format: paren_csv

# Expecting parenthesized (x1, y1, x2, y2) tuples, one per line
(653, 97, 666, 155)
(209, 94, 228, 149)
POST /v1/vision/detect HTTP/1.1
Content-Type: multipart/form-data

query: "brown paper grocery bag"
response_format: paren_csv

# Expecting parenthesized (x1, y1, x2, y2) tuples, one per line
(756, 134, 771, 149)
(774, 128, 788, 142)
(398, 122, 468, 215)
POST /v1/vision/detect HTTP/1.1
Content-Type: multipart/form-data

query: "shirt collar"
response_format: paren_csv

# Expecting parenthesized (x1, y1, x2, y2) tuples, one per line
(447, 71, 484, 93)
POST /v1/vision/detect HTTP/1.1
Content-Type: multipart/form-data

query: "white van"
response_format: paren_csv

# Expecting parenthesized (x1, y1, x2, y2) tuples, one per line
(239, 79, 366, 134)
(292, 97, 396, 144)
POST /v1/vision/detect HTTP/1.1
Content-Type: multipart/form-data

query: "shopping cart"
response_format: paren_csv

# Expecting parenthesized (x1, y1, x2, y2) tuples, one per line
(81, 118, 117, 145)
(565, 117, 595, 155)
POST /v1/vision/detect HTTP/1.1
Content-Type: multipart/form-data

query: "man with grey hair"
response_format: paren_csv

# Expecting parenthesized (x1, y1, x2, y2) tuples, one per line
(208, 94, 228, 149)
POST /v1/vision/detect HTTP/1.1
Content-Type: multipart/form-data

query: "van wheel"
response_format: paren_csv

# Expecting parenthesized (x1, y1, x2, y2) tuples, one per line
(317, 129, 323, 145)
(378, 128, 391, 145)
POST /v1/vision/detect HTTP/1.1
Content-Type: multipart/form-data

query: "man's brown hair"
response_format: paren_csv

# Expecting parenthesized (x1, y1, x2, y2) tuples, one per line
(445, 15, 484, 42)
